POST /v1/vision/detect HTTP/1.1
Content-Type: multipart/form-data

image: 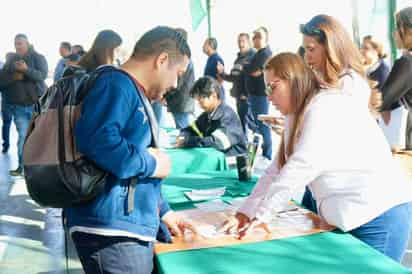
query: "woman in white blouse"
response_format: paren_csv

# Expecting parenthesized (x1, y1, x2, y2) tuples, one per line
(221, 52, 412, 262)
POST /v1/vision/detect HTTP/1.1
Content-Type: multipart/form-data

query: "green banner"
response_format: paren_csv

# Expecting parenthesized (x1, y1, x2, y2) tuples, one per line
(190, 0, 206, 31)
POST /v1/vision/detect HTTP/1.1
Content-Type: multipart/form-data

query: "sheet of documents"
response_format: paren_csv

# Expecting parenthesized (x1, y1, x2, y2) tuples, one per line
(184, 187, 226, 201)
(195, 200, 231, 212)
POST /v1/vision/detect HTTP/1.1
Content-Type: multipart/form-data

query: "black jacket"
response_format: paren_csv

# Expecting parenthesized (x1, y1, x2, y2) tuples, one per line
(179, 103, 247, 156)
(0, 49, 48, 105)
(244, 46, 272, 96)
(222, 49, 255, 99)
(381, 54, 412, 111)
(165, 61, 195, 113)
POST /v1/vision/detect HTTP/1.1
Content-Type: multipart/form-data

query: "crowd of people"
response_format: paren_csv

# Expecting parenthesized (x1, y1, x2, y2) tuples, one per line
(0, 6, 412, 274)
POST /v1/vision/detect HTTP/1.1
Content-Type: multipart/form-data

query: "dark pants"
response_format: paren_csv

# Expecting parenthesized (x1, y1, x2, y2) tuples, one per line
(172, 112, 193, 129)
(72, 232, 154, 274)
(2, 103, 33, 168)
(350, 202, 412, 262)
(249, 95, 272, 159)
(236, 98, 251, 138)
(1, 100, 12, 150)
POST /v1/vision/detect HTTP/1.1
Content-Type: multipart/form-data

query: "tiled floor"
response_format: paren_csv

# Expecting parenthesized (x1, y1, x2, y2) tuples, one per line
(0, 123, 411, 273)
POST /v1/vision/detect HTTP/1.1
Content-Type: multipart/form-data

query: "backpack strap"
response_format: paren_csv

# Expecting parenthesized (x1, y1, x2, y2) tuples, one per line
(87, 66, 159, 214)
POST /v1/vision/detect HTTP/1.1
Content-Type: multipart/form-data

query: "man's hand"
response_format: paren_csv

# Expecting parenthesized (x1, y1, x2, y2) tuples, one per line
(148, 148, 171, 178)
(14, 60, 28, 72)
(250, 70, 262, 77)
(162, 211, 198, 238)
(175, 136, 185, 148)
(217, 62, 224, 75)
(12, 72, 24, 81)
(382, 111, 391, 125)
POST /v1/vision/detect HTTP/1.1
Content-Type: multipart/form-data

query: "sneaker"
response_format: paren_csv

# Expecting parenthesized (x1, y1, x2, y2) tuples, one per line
(9, 168, 24, 177)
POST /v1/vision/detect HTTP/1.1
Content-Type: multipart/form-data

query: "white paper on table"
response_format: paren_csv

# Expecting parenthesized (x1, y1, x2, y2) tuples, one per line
(184, 187, 226, 201)
(194, 200, 230, 212)
(226, 197, 248, 210)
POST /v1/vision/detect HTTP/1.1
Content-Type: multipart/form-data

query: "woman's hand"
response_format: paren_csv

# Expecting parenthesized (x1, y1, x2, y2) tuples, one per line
(219, 212, 270, 239)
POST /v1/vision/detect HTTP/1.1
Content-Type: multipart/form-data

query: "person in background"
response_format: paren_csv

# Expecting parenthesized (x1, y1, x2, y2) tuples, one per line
(0, 34, 48, 176)
(203, 37, 225, 100)
(177, 76, 247, 156)
(361, 35, 406, 150)
(65, 26, 197, 274)
(72, 44, 86, 57)
(164, 28, 195, 129)
(77, 30, 122, 72)
(0, 56, 11, 153)
(299, 14, 369, 213)
(220, 52, 412, 262)
(217, 33, 255, 137)
(53, 42, 72, 82)
(380, 7, 412, 150)
(244, 27, 273, 161)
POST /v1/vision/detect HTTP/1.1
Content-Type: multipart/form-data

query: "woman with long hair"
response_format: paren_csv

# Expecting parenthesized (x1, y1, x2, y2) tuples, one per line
(67, 30, 122, 74)
(221, 53, 412, 262)
(380, 7, 412, 150)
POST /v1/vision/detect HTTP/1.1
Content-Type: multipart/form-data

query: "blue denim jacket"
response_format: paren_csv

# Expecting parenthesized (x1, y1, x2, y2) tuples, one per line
(65, 70, 170, 239)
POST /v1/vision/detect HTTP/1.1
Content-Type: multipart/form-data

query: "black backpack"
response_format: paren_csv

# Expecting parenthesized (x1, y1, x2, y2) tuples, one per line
(23, 66, 115, 208)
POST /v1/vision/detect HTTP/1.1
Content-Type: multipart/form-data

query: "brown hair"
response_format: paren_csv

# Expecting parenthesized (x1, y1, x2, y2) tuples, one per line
(78, 30, 122, 72)
(362, 35, 387, 59)
(264, 53, 321, 169)
(300, 14, 365, 87)
(396, 7, 412, 49)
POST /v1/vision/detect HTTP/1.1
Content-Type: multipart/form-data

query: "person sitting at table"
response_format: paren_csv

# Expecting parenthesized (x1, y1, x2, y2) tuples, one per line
(220, 52, 412, 262)
(176, 76, 247, 156)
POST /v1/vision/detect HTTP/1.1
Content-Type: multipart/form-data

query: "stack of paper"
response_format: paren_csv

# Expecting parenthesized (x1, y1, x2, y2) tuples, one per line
(194, 200, 230, 212)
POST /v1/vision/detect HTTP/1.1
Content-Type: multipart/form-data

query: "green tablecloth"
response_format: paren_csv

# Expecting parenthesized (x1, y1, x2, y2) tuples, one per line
(156, 231, 412, 274)
(158, 171, 412, 274)
(165, 148, 229, 176)
(162, 169, 256, 211)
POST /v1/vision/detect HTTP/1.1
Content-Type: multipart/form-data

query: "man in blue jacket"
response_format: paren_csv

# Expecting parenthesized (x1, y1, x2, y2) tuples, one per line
(65, 26, 197, 274)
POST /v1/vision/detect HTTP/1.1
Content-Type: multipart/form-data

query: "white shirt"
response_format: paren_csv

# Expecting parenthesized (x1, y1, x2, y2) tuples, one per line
(239, 88, 412, 232)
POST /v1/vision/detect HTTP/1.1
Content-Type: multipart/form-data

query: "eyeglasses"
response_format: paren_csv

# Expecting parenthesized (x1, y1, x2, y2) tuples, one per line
(265, 82, 277, 96)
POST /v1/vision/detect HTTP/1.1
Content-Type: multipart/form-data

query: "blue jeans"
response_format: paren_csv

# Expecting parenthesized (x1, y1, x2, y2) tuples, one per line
(1, 100, 12, 149)
(236, 98, 252, 138)
(2, 103, 33, 168)
(301, 187, 317, 213)
(248, 95, 272, 159)
(349, 202, 412, 262)
(172, 112, 193, 129)
(151, 101, 166, 128)
(72, 232, 154, 274)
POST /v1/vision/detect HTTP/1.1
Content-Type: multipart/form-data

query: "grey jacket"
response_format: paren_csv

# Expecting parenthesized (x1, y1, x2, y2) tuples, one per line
(0, 48, 48, 105)
(165, 60, 195, 113)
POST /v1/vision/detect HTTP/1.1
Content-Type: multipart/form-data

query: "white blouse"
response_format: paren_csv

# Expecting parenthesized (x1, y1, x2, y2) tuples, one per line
(239, 87, 412, 232)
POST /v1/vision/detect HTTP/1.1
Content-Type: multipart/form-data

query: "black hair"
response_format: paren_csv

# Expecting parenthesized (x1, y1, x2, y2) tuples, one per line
(15, 33, 28, 41)
(206, 37, 218, 50)
(132, 26, 191, 64)
(60, 42, 71, 51)
(190, 76, 221, 99)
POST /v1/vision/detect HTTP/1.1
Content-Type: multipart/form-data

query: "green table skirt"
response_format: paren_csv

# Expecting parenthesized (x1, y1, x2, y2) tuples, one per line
(158, 171, 412, 274)
(156, 231, 412, 274)
(165, 147, 229, 176)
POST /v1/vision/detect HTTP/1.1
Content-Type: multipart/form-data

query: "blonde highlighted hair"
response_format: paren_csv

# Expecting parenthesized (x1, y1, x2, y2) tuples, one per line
(300, 14, 365, 87)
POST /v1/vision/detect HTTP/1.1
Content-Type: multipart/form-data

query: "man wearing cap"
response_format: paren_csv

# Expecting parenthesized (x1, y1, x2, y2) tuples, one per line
(0, 34, 48, 176)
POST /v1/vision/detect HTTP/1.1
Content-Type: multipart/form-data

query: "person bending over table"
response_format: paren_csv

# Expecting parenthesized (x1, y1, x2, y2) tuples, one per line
(176, 76, 247, 156)
(220, 53, 412, 262)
